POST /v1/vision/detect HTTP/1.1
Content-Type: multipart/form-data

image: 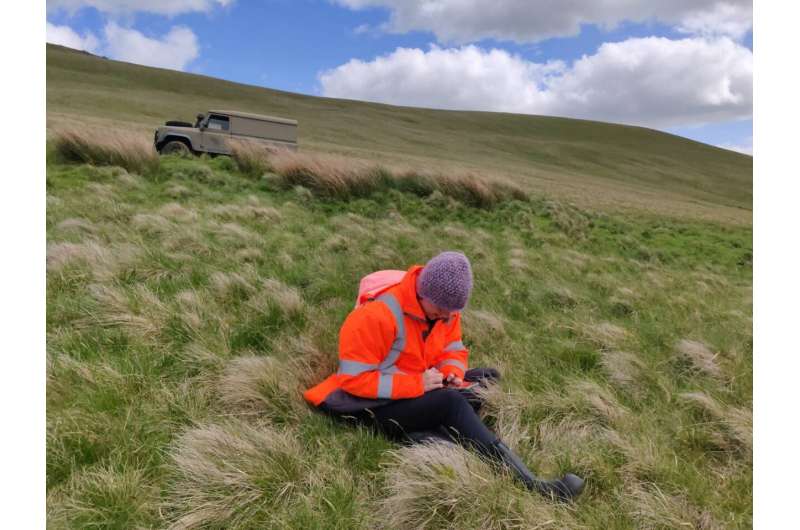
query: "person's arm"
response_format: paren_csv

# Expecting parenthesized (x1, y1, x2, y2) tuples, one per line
(433, 313, 469, 383)
(337, 303, 425, 399)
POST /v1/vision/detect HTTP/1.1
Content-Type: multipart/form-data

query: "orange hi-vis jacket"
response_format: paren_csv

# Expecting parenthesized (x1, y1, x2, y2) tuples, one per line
(303, 265, 469, 411)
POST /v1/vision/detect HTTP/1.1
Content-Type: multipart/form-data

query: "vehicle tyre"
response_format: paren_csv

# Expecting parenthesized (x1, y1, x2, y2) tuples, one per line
(160, 140, 192, 157)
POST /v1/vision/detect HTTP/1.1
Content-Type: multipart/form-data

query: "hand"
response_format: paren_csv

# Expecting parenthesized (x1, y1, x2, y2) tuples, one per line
(422, 368, 444, 392)
(445, 374, 463, 387)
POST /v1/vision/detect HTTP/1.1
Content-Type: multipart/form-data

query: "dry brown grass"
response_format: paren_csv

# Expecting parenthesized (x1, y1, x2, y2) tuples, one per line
(81, 283, 169, 340)
(166, 183, 192, 199)
(227, 138, 277, 176)
(166, 421, 316, 529)
(533, 416, 606, 473)
(532, 379, 628, 426)
(274, 334, 338, 391)
(270, 149, 386, 198)
(625, 482, 724, 529)
(473, 385, 531, 449)
(216, 355, 308, 424)
(56, 217, 97, 234)
(157, 202, 198, 222)
(210, 221, 260, 244)
(51, 126, 159, 174)
(246, 278, 305, 317)
(582, 321, 630, 350)
(603, 429, 665, 480)
(680, 391, 752, 453)
(209, 271, 255, 300)
(599, 350, 646, 392)
(210, 201, 282, 223)
(46, 240, 140, 281)
(48, 466, 156, 528)
(378, 442, 575, 530)
(229, 142, 527, 207)
(675, 339, 722, 378)
(131, 213, 174, 236)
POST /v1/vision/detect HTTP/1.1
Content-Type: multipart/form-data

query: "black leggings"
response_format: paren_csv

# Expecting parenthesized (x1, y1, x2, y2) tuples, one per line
(355, 387, 499, 455)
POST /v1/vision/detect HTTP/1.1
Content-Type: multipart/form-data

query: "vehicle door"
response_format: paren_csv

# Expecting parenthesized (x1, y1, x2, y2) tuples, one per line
(199, 114, 231, 153)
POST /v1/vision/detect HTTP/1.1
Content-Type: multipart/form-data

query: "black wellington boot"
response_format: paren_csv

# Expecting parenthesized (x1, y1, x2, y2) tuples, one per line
(490, 440, 585, 502)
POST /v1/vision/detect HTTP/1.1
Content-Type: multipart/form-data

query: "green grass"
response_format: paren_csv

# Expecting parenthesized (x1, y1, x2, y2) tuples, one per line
(46, 44, 752, 224)
(46, 152, 752, 528)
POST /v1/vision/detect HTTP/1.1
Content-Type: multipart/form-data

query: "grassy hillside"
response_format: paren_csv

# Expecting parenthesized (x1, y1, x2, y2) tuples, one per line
(47, 44, 752, 528)
(46, 44, 752, 223)
(46, 139, 752, 527)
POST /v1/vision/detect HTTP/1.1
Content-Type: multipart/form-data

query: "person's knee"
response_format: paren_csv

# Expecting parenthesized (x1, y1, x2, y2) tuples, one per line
(435, 388, 470, 409)
(434, 389, 479, 428)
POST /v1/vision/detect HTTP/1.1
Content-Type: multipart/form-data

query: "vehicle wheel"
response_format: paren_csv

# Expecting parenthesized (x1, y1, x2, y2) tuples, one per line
(160, 140, 192, 157)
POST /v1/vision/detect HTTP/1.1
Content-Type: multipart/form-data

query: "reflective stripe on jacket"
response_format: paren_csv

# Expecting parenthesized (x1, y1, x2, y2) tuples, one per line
(303, 265, 469, 410)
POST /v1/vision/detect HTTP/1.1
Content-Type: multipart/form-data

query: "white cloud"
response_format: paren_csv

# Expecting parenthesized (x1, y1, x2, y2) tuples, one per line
(46, 0, 233, 17)
(103, 22, 199, 70)
(320, 37, 752, 129)
(334, 0, 752, 43)
(676, 2, 754, 40)
(46, 22, 100, 52)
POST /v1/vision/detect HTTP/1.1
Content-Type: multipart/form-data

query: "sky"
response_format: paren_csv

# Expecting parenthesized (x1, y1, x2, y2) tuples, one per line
(45, 0, 753, 154)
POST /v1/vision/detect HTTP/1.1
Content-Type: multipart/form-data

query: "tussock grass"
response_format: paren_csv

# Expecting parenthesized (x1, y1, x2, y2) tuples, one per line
(46, 240, 140, 281)
(626, 482, 724, 529)
(56, 217, 97, 234)
(675, 339, 722, 378)
(533, 416, 608, 474)
(474, 385, 531, 448)
(230, 145, 527, 207)
(51, 126, 159, 174)
(531, 379, 628, 426)
(165, 421, 318, 529)
(274, 335, 339, 391)
(210, 199, 282, 223)
(217, 355, 308, 424)
(47, 152, 752, 528)
(247, 278, 305, 317)
(132, 213, 174, 236)
(599, 350, 646, 392)
(680, 391, 752, 453)
(378, 443, 575, 530)
(582, 322, 630, 350)
(48, 466, 155, 528)
(157, 202, 198, 222)
(82, 283, 170, 340)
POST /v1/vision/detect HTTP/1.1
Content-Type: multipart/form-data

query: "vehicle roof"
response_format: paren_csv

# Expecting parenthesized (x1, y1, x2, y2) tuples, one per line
(208, 110, 298, 126)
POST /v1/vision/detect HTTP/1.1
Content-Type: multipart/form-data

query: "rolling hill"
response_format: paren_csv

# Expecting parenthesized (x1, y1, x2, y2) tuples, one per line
(46, 44, 751, 223)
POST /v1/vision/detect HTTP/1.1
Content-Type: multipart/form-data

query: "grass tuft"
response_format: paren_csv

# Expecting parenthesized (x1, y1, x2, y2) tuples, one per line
(230, 144, 526, 207)
(675, 339, 722, 378)
(51, 126, 159, 174)
(165, 421, 316, 529)
(217, 355, 309, 424)
(680, 391, 752, 453)
(378, 442, 572, 530)
(626, 482, 724, 529)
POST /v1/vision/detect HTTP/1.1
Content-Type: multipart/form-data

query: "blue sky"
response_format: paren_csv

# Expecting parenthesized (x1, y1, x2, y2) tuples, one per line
(46, 0, 753, 154)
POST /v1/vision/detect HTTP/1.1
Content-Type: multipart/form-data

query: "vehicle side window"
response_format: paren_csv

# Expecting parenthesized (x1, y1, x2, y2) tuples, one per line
(206, 115, 230, 131)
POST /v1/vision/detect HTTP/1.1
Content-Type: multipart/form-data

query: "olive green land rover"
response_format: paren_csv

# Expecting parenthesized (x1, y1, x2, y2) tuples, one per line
(154, 110, 298, 156)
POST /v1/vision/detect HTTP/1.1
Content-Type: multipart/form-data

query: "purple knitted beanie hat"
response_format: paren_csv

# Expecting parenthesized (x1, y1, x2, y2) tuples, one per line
(416, 251, 473, 311)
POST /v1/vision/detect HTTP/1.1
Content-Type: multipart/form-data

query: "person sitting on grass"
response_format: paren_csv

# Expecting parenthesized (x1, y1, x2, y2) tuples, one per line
(304, 251, 586, 502)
